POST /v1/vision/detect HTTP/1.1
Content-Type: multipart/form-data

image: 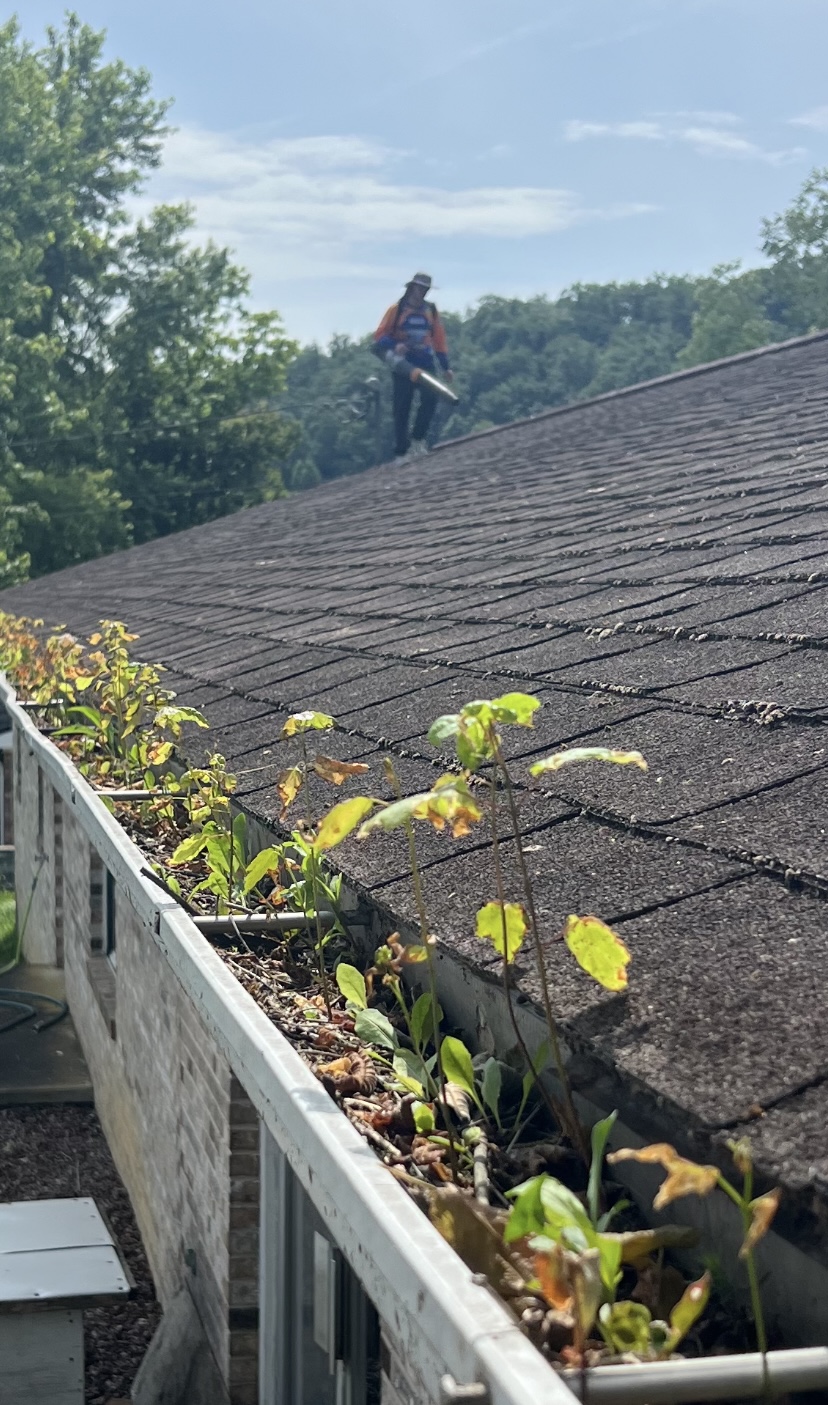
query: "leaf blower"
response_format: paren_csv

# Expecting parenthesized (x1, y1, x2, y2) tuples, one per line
(381, 349, 459, 404)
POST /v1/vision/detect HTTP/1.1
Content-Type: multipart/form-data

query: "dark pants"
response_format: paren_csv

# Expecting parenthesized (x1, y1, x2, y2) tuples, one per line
(392, 375, 438, 456)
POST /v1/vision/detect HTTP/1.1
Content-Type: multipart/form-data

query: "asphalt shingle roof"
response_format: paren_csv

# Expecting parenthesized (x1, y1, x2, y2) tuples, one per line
(6, 331, 828, 1255)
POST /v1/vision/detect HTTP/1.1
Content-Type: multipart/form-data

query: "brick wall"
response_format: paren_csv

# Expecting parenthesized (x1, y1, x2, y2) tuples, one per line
(14, 746, 259, 1404)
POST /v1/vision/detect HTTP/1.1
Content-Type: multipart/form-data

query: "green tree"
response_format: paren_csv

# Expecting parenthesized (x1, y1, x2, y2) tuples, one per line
(676, 263, 780, 369)
(761, 167, 828, 334)
(0, 15, 296, 578)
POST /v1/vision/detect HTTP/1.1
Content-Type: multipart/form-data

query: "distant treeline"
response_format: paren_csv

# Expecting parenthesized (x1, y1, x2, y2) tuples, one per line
(279, 168, 828, 489)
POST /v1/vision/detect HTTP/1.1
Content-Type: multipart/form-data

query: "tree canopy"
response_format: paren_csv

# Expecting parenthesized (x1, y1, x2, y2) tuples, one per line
(0, 15, 297, 582)
(279, 170, 828, 491)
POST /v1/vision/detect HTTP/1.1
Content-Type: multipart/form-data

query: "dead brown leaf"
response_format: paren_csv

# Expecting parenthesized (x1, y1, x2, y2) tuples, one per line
(317, 1053, 377, 1097)
(313, 754, 371, 786)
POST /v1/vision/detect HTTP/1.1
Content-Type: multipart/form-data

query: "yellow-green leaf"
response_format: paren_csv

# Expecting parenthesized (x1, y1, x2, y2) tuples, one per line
(564, 914, 631, 991)
(358, 777, 482, 840)
(740, 1188, 781, 1258)
(313, 754, 370, 785)
(666, 1272, 712, 1353)
(412, 1100, 435, 1134)
(598, 1300, 653, 1355)
(490, 692, 541, 726)
(475, 901, 526, 962)
(282, 710, 335, 738)
(276, 765, 304, 814)
(243, 847, 283, 893)
(315, 796, 377, 850)
(530, 747, 648, 777)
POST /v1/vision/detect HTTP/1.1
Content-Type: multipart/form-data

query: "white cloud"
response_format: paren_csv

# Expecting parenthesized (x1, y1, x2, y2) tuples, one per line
(564, 115, 804, 165)
(565, 120, 665, 142)
(790, 106, 828, 131)
(652, 109, 742, 125)
(136, 124, 655, 338)
(144, 125, 651, 266)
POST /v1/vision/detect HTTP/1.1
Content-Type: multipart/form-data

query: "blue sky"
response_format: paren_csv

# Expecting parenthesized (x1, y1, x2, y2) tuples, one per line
(18, 0, 828, 344)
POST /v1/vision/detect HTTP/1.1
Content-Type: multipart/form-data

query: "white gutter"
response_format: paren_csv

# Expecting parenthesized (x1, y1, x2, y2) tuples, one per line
(0, 677, 572, 1405)
(9, 678, 828, 1405)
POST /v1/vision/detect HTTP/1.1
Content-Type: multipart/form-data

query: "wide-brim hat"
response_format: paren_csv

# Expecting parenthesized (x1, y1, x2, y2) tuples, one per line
(406, 272, 432, 289)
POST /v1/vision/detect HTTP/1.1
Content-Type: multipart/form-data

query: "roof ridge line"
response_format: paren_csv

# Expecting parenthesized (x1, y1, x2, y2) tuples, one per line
(429, 325, 828, 455)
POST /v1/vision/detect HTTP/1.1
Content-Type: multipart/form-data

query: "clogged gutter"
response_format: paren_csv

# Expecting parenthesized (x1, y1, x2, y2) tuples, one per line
(0, 612, 788, 1378)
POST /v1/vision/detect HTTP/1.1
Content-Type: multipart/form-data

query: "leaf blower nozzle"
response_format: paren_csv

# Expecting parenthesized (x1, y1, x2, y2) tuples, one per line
(383, 350, 459, 404)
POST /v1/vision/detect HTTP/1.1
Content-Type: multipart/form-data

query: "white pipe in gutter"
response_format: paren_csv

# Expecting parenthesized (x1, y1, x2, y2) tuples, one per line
(563, 1346, 828, 1402)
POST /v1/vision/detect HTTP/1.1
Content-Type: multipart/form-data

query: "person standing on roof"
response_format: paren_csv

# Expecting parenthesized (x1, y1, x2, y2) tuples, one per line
(373, 273, 453, 462)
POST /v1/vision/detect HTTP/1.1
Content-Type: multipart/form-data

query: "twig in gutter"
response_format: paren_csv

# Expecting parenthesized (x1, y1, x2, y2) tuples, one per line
(472, 1129, 490, 1206)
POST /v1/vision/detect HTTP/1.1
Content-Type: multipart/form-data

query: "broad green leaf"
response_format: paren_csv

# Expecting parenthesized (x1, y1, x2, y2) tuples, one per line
(539, 1177, 595, 1250)
(490, 692, 541, 726)
(439, 1036, 477, 1101)
(412, 1101, 436, 1134)
(282, 710, 335, 737)
(564, 915, 631, 991)
(69, 704, 104, 726)
(427, 714, 462, 746)
(599, 1300, 652, 1355)
(530, 746, 648, 776)
(504, 1175, 546, 1243)
(410, 991, 441, 1049)
(665, 1272, 712, 1353)
(588, 1111, 618, 1228)
(475, 901, 526, 962)
(277, 765, 304, 813)
(456, 721, 489, 771)
(243, 847, 283, 893)
(480, 1057, 502, 1121)
(232, 811, 247, 850)
(358, 791, 430, 836)
(205, 831, 231, 876)
(459, 700, 495, 724)
(335, 963, 368, 1010)
(393, 1048, 427, 1096)
(354, 1007, 397, 1050)
(313, 754, 370, 785)
(169, 831, 210, 865)
(595, 1232, 624, 1296)
(315, 796, 377, 850)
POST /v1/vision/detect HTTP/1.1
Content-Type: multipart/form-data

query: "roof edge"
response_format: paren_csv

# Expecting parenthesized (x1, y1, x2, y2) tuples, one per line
(431, 326, 828, 455)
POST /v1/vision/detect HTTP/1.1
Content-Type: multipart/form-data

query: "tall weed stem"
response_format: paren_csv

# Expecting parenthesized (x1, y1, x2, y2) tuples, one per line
(486, 770, 561, 1135)
(492, 736, 588, 1166)
(301, 736, 332, 1017)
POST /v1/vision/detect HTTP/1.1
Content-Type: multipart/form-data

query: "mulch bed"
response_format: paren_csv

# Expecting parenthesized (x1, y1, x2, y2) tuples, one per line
(0, 1104, 160, 1405)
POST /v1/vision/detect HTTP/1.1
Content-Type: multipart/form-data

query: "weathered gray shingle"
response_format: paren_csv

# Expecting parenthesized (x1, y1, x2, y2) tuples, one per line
(5, 330, 828, 1236)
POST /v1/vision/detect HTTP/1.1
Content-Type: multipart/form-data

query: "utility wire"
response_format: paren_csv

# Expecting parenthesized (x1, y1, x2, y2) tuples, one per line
(4, 387, 380, 452)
